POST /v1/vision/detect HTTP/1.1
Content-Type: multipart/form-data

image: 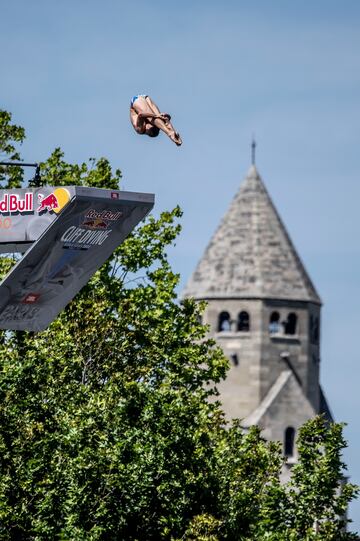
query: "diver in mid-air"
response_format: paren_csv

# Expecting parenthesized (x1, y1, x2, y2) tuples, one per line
(130, 95, 182, 146)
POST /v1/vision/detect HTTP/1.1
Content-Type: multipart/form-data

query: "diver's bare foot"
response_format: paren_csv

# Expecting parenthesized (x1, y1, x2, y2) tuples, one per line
(170, 132, 180, 145)
(173, 132, 182, 146)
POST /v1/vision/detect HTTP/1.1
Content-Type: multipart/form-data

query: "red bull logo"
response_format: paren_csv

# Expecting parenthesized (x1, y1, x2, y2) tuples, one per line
(0, 193, 33, 214)
(85, 209, 122, 221)
(0, 188, 71, 216)
(37, 188, 71, 214)
(37, 193, 58, 212)
(82, 218, 109, 230)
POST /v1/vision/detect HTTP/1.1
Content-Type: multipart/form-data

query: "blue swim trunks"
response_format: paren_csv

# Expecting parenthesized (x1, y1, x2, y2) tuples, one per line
(131, 94, 147, 106)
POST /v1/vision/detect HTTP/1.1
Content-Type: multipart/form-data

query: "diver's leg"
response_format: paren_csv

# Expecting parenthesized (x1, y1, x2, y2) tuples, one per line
(145, 96, 161, 115)
(131, 95, 154, 116)
(152, 118, 173, 136)
(133, 96, 173, 134)
(152, 118, 182, 146)
(146, 96, 171, 122)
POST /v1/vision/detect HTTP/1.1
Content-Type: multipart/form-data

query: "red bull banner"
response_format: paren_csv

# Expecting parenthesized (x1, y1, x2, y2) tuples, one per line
(0, 186, 76, 253)
(0, 186, 154, 331)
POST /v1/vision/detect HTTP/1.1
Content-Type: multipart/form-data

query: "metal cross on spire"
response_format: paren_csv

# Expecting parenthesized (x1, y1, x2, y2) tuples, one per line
(251, 137, 256, 165)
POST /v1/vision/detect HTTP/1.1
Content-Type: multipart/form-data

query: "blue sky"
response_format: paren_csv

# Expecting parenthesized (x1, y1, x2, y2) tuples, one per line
(2, 0, 360, 530)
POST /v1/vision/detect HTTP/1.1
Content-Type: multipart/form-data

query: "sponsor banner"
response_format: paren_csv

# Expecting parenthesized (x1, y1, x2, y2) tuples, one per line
(0, 187, 75, 253)
(0, 186, 150, 254)
(0, 192, 34, 214)
(0, 188, 72, 215)
(0, 187, 154, 331)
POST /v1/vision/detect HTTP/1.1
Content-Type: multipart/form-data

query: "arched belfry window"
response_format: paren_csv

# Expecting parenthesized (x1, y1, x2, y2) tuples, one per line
(285, 313, 297, 335)
(218, 311, 231, 332)
(269, 311, 280, 334)
(284, 427, 295, 457)
(238, 311, 250, 332)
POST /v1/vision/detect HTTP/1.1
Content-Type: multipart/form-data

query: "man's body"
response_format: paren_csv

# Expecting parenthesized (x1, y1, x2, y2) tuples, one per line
(130, 95, 182, 146)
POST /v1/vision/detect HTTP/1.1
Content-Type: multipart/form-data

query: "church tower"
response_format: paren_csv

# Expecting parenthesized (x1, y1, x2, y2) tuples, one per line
(183, 162, 332, 461)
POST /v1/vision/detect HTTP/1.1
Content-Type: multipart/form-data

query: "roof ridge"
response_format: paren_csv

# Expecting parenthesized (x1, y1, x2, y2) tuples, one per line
(243, 370, 292, 426)
(243, 368, 316, 427)
(256, 171, 320, 304)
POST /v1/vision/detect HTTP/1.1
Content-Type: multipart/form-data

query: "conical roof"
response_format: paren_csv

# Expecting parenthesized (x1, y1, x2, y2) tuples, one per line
(183, 165, 321, 304)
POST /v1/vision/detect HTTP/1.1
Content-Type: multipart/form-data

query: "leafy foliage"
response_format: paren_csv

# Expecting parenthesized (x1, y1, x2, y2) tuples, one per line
(0, 110, 25, 188)
(251, 418, 359, 541)
(0, 114, 357, 540)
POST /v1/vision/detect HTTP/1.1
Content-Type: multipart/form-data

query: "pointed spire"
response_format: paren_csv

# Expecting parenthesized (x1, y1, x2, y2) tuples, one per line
(251, 137, 256, 166)
(182, 165, 321, 304)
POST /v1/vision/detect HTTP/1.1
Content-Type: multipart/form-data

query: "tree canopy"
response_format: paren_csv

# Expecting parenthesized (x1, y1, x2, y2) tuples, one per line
(0, 110, 358, 540)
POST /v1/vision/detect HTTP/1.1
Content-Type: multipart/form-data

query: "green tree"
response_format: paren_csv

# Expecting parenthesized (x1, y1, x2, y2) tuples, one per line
(0, 110, 25, 188)
(0, 112, 357, 540)
(250, 417, 358, 541)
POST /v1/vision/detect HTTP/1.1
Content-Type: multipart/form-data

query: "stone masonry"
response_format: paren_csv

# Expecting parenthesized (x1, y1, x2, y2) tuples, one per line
(182, 164, 332, 464)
